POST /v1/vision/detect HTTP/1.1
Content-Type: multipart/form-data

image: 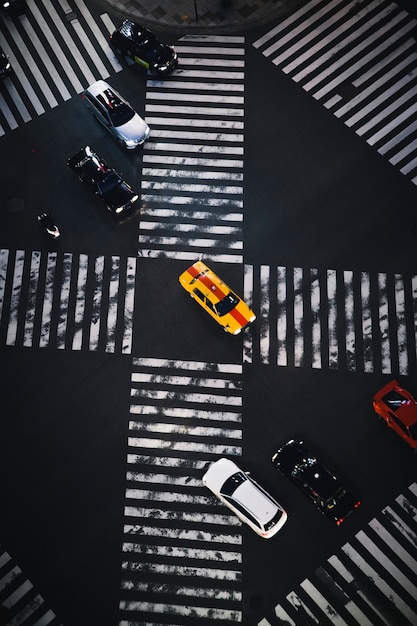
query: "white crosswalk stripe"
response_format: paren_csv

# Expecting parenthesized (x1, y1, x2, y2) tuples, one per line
(260, 482, 417, 626)
(0, 0, 121, 136)
(253, 0, 417, 186)
(0, 546, 63, 625)
(245, 264, 417, 374)
(0, 249, 136, 353)
(139, 35, 245, 263)
(120, 357, 243, 624)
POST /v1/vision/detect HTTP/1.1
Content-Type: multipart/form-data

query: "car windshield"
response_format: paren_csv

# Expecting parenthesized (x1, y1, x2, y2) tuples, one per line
(216, 292, 239, 316)
(97, 172, 120, 196)
(143, 40, 164, 62)
(382, 389, 410, 411)
(97, 90, 134, 126)
(221, 471, 246, 497)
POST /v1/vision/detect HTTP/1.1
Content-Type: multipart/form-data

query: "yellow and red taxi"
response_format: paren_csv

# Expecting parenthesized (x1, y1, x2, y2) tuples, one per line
(179, 261, 256, 335)
(373, 380, 417, 449)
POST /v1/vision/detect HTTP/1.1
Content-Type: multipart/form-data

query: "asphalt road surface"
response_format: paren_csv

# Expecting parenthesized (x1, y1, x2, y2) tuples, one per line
(1, 1, 417, 625)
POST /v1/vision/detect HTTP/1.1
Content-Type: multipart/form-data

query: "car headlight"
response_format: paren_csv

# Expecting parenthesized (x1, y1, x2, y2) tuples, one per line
(125, 138, 139, 148)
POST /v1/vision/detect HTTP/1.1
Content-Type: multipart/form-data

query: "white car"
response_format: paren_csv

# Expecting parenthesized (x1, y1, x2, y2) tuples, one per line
(202, 458, 287, 538)
(82, 80, 150, 149)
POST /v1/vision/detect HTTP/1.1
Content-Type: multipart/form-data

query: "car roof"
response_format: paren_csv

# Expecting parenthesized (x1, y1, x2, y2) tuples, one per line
(118, 19, 152, 44)
(231, 480, 279, 522)
(374, 380, 417, 427)
(184, 261, 231, 303)
(68, 146, 110, 179)
(204, 458, 279, 524)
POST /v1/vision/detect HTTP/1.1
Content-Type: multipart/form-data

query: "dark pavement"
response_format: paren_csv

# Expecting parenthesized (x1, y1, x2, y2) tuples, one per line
(101, 0, 304, 33)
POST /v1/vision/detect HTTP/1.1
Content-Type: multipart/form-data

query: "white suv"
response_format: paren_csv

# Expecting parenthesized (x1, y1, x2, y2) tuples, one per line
(82, 80, 149, 149)
(203, 458, 287, 538)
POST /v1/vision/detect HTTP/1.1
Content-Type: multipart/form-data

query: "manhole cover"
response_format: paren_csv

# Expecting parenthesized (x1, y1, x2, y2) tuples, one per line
(6, 196, 25, 214)
(338, 82, 359, 100)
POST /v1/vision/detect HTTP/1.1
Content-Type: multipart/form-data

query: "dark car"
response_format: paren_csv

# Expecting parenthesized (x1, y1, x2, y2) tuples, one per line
(272, 439, 360, 525)
(66, 146, 139, 215)
(0, 46, 11, 78)
(2, 0, 25, 11)
(110, 19, 178, 74)
(373, 380, 417, 449)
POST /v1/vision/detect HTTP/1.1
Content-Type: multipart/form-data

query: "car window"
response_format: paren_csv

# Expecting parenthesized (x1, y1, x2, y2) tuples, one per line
(216, 292, 239, 316)
(143, 40, 164, 62)
(409, 423, 417, 439)
(205, 298, 216, 314)
(382, 389, 410, 411)
(85, 94, 103, 114)
(96, 172, 120, 196)
(193, 288, 205, 302)
(264, 509, 284, 531)
(221, 471, 246, 496)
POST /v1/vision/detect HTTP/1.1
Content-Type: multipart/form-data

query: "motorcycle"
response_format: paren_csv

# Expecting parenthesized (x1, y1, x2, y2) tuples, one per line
(37, 212, 60, 239)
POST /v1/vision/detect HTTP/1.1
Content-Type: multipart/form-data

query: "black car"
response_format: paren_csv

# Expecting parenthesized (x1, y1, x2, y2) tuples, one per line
(110, 19, 178, 74)
(2, 0, 25, 11)
(272, 440, 360, 525)
(66, 146, 139, 215)
(0, 46, 11, 78)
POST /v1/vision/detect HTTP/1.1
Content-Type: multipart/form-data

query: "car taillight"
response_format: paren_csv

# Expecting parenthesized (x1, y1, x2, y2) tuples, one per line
(336, 517, 345, 526)
(354, 500, 361, 509)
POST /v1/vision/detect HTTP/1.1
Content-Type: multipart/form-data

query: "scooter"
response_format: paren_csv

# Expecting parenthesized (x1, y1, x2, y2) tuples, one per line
(37, 212, 60, 239)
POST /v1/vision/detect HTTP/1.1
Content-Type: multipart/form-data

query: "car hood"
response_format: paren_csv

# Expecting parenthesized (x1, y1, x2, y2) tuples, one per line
(117, 114, 149, 143)
(103, 182, 136, 212)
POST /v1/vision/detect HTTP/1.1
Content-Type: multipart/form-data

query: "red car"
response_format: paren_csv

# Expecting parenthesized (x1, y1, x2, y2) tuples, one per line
(373, 380, 417, 449)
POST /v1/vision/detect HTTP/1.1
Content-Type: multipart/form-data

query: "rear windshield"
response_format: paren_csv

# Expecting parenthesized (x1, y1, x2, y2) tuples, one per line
(216, 292, 239, 316)
(221, 471, 246, 496)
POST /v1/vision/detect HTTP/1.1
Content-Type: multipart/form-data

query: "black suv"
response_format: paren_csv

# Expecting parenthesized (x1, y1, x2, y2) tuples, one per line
(67, 146, 139, 215)
(110, 19, 178, 74)
(272, 439, 360, 525)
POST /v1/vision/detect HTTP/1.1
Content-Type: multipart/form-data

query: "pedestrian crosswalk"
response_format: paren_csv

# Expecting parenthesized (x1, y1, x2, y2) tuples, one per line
(0, 0, 121, 135)
(138, 35, 245, 263)
(119, 357, 243, 624)
(0, 545, 62, 625)
(258, 482, 417, 626)
(2, 250, 416, 374)
(245, 264, 417, 375)
(0, 249, 137, 353)
(253, 0, 417, 186)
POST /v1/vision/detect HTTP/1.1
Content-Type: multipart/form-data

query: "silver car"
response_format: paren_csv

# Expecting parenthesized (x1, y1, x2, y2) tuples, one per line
(202, 457, 287, 538)
(82, 80, 150, 149)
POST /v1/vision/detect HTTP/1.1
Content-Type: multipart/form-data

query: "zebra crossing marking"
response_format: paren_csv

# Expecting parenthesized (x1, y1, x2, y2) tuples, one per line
(0, 546, 62, 626)
(139, 35, 245, 263)
(0, 0, 121, 134)
(0, 249, 136, 353)
(253, 0, 417, 186)
(260, 482, 417, 626)
(119, 357, 243, 624)
(245, 264, 417, 374)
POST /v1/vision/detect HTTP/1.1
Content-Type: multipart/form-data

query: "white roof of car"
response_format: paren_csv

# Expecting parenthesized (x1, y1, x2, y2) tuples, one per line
(203, 457, 279, 522)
